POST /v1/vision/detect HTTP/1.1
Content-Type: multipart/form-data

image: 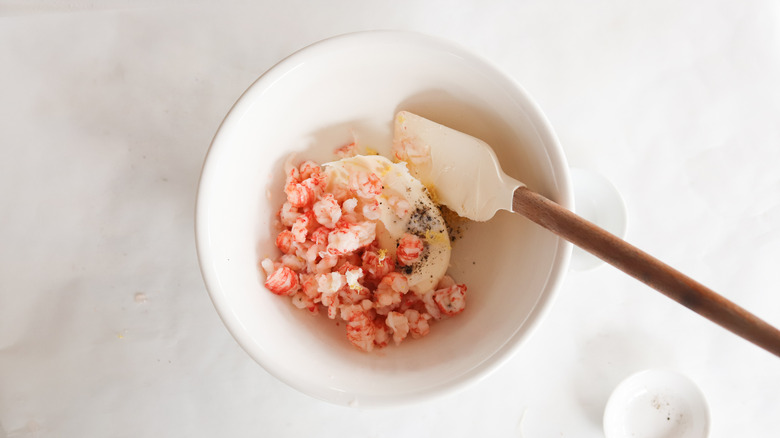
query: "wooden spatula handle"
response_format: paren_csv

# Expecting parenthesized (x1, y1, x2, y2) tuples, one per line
(512, 186, 780, 357)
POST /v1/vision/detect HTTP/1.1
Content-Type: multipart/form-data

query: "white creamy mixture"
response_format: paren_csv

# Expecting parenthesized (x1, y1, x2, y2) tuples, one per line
(324, 155, 451, 293)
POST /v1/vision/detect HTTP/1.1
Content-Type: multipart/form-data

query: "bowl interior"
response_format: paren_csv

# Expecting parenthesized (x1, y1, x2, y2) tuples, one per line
(197, 31, 572, 407)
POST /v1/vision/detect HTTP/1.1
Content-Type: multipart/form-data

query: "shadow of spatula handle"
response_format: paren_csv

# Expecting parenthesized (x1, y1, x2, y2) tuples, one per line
(513, 186, 780, 357)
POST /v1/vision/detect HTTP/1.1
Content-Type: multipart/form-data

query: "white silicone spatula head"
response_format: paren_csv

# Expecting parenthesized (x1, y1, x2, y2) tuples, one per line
(393, 111, 524, 221)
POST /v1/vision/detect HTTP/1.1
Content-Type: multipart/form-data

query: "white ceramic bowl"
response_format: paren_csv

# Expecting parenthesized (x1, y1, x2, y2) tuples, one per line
(196, 31, 573, 407)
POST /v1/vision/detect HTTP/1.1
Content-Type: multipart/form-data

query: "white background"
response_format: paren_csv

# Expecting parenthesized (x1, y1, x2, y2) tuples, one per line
(2, 1, 779, 437)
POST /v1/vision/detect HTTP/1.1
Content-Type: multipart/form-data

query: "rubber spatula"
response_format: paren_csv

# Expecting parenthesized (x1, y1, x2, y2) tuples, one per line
(394, 110, 780, 357)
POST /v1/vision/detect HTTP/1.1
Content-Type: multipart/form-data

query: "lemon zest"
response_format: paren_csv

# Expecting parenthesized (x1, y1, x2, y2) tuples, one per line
(424, 229, 450, 247)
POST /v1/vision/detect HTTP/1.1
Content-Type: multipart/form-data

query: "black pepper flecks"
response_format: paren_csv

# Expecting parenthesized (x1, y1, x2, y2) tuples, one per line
(406, 198, 449, 239)
(440, 205, 469, 243)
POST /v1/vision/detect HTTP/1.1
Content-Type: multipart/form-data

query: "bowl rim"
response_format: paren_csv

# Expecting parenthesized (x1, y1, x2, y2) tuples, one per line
(195, 29, 573, 407)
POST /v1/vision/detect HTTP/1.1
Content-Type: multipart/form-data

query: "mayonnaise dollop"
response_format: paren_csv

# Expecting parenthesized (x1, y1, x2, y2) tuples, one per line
(324, 155, 451, 293)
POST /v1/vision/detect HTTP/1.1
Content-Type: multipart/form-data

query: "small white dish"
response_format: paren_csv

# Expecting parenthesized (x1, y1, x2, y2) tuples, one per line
(604, 369, 710, 438)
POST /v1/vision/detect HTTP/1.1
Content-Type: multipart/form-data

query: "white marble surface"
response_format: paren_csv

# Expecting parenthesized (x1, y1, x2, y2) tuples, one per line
(2, 1, 779, 437)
